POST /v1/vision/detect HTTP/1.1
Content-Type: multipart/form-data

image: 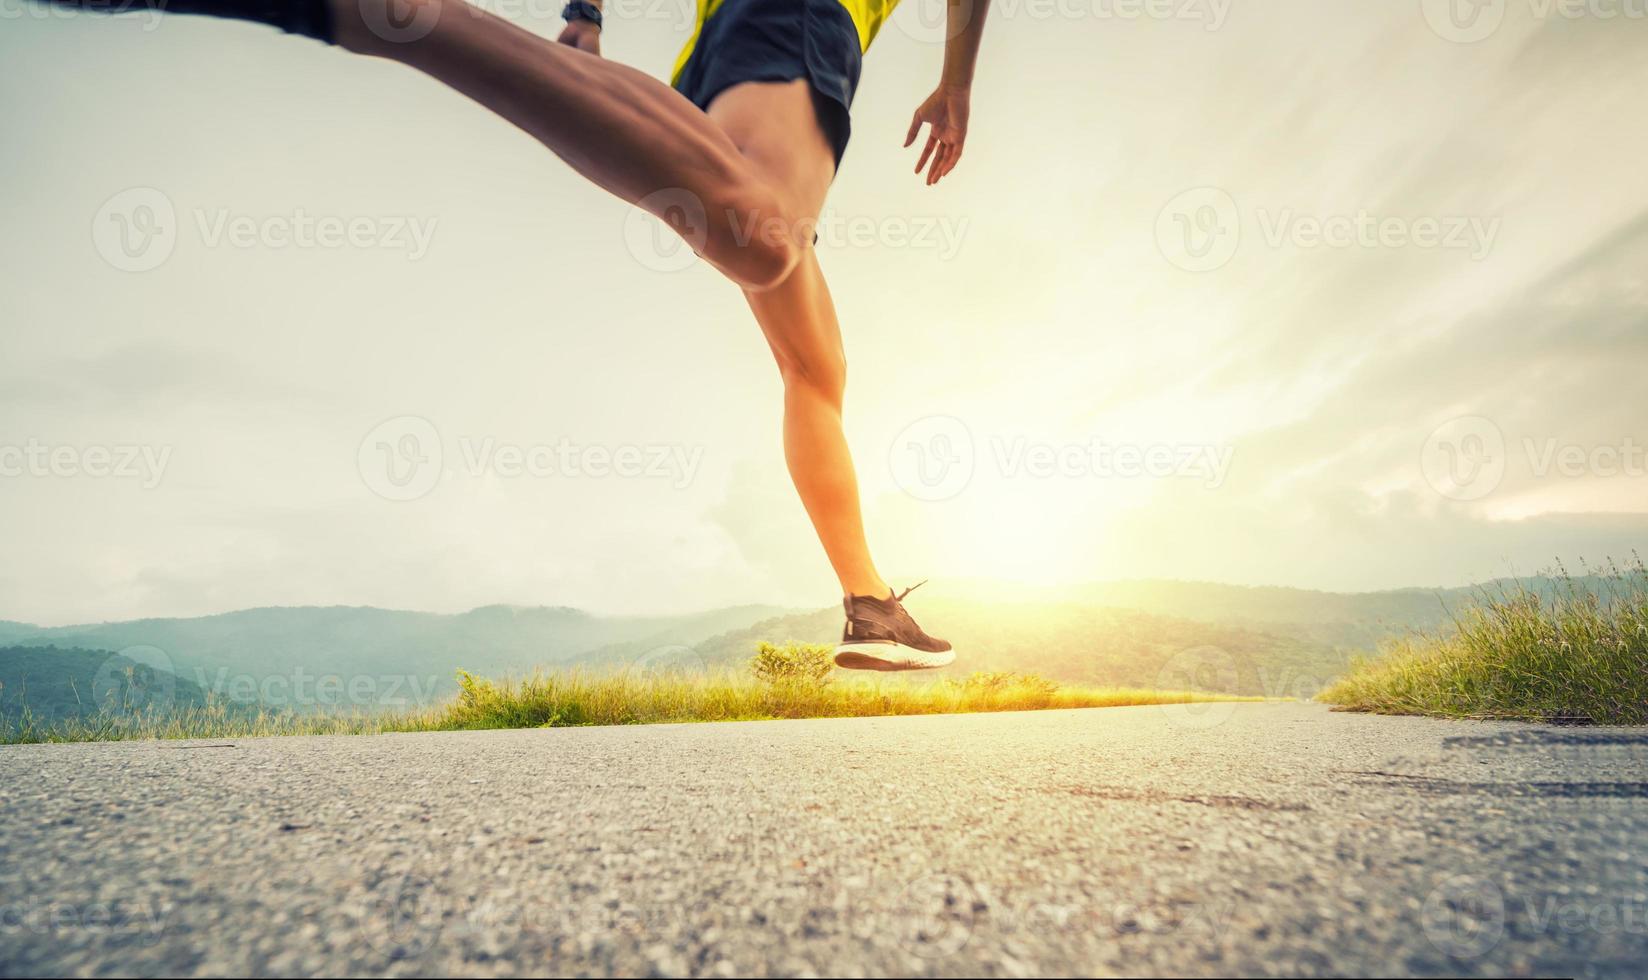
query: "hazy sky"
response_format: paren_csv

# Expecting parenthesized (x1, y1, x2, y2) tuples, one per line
(4, 0, 1647, 625)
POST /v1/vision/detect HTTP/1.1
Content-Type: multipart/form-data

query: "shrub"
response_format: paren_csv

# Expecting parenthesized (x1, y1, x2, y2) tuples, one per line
(1321, 559, 1648, 724)
(748, 642, 836, 685)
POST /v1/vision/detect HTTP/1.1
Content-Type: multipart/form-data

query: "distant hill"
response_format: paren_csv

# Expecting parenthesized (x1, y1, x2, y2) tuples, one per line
(0, 645, 211, 723)
(687, 575, 1637, 697)
(0, 604, 788, 707)
(686, 601, 1337, 697)
(1, 575, 1630, 715)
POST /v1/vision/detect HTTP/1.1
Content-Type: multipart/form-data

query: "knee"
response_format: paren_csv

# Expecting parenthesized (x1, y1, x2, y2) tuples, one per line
(707, 182, 803, 292)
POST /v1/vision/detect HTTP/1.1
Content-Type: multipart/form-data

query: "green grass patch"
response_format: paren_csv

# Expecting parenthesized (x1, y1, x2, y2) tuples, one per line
(1, 642, 1258, 744)
(1320, 562, 1648, 725)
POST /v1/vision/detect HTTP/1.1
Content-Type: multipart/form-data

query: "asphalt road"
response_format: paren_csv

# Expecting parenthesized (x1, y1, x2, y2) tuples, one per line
(2, 702, 1645, 978)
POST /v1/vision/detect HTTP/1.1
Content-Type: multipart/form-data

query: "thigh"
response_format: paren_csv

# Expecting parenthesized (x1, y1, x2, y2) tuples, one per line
(708, 79, 846, 381)
(707, 79, 838, 224)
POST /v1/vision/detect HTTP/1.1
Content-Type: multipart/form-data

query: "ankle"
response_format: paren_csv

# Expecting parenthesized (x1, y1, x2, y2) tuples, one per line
(843, 577, 890, 601)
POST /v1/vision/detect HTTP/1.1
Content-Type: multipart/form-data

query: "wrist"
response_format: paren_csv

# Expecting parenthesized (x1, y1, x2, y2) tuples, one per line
(562, 0, 603, 28)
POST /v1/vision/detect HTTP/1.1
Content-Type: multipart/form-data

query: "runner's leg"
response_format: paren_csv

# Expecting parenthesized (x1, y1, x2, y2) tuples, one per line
(707, 80, 890, 599)
(333, 0, 806, 289)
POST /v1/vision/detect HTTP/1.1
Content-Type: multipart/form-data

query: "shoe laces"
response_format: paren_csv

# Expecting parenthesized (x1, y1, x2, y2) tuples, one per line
(892, 579, 928, 603)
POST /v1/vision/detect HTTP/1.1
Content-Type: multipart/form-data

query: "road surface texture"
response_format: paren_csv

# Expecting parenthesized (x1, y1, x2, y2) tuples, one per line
(2, 703, 1645, 978)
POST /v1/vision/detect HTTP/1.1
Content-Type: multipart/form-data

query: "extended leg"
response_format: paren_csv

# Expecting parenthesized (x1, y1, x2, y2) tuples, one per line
(333, 0, 806, 288)
(49, 0, 804, 289)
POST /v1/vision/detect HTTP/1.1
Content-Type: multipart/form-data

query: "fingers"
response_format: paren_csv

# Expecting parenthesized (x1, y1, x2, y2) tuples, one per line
(925, 143, 943, 185)
(926, 141, 964, 185)
(915, 133, 938, 175)
(907, 115, 965, 185)
(905, 112, 925, 148)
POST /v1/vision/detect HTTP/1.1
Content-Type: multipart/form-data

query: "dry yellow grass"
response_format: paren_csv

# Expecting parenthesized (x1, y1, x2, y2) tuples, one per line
(3, 645, 1258, 743)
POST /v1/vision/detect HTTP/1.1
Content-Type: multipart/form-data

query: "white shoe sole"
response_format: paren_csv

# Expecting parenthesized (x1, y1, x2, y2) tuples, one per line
(833, 643, 956, 672)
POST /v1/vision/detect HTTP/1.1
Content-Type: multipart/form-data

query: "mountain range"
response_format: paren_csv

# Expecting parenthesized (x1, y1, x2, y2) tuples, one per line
(0, 575, 1623, 716)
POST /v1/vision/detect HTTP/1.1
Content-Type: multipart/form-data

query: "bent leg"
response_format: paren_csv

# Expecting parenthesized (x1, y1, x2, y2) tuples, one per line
(709, 81, 889, 599)
(330, 0, 804, 288)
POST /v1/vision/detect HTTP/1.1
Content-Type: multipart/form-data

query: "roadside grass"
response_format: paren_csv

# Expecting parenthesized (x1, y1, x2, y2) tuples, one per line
(1320, 561, 1648, 725)
(0, 643, 1259, 744)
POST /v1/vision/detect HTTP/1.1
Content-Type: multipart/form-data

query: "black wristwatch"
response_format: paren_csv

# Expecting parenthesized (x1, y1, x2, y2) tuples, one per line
(562, 1, 603, 28)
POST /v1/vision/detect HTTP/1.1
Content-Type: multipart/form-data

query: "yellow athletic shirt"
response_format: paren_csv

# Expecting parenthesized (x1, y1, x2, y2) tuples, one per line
(671, 1, 900, 85)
